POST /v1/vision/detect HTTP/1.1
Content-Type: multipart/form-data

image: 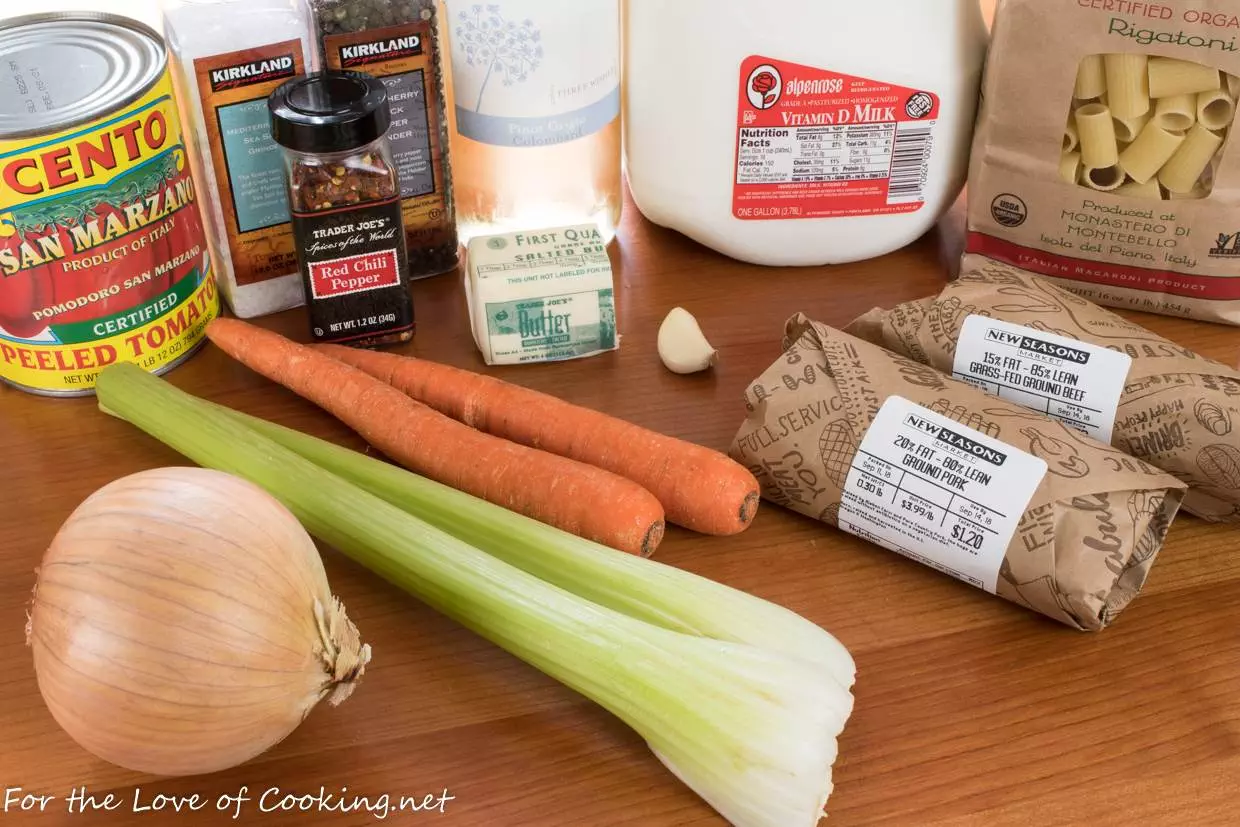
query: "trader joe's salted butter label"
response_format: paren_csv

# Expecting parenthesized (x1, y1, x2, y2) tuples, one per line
(465, 224, 618, 366)
(952, 316, 1133, 443)
(839, 396, 1047, 593)
(734, 55, 939, 221)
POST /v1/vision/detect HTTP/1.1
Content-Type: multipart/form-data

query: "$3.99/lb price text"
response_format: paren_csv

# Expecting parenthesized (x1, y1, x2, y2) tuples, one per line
(4, 785, 454, 821)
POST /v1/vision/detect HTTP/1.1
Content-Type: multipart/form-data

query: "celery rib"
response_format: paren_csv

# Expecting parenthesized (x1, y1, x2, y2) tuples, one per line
(209, 402, 855, 687)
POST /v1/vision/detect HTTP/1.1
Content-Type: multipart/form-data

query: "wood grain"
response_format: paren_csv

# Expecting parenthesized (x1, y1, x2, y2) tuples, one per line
(2, 190, 1239, 827)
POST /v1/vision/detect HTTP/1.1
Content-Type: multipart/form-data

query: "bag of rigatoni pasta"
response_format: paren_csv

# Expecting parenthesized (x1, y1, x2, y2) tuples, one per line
(730, 316, 1186, 631)
(848, 255, 1240, 522)
(967, 0, 1240, 324)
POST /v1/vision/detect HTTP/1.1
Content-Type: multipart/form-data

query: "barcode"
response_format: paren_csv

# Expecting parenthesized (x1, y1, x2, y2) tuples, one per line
(887, 126, 933, 204)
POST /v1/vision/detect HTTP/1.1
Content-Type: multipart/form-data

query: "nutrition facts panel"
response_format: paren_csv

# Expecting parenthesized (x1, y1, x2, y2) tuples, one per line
(737, 124, 897, 185)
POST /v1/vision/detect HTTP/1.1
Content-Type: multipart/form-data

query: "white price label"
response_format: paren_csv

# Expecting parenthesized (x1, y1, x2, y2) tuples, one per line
(952, 316, 1132, 443)
(839, 397, 1047, 593)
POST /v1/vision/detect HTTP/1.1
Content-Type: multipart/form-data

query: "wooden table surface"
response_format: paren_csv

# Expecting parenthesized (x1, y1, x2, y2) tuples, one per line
(2, 194, 1239, 827)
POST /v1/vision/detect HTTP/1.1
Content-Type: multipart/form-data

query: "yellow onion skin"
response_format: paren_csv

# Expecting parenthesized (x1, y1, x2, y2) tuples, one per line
(28, 468, 369, 777)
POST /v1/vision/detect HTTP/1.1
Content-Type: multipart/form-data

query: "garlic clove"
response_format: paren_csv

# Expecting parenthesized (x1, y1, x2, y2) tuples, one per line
(658, 307, 718, 375)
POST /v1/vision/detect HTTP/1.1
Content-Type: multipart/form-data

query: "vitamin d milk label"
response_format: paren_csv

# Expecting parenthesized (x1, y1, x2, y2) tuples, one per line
(734, 56, 940, 220)
(953, 316, 1133, 444)
(839, 397, 1046, 593)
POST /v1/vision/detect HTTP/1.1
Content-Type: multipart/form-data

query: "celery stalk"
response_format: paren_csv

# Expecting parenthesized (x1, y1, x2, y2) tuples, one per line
(97, 364, 854, 827)
(210, 403, 855, 685)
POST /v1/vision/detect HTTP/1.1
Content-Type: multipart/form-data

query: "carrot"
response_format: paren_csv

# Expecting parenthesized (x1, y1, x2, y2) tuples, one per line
(317, 345, 761, 536)
(206, 319, 665, 556)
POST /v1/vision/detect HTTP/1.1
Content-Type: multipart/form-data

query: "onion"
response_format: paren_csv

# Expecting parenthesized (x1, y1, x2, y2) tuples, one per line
(27, 467, 370, 776)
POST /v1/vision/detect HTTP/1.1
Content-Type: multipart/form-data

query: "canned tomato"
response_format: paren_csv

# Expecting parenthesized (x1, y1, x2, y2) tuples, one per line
(0, 13, 219, 396)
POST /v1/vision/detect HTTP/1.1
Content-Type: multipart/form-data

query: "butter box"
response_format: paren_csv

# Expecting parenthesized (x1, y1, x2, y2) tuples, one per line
(465, 225, 618, 365)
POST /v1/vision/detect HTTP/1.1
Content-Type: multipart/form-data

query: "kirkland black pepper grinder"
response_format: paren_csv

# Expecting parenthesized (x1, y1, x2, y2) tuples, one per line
(269, 70, 414, 347)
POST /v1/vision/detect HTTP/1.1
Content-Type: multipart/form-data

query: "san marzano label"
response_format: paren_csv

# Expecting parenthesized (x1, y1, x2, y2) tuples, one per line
(953, 315, 1132, 443)
(839, 396, 1047, 593)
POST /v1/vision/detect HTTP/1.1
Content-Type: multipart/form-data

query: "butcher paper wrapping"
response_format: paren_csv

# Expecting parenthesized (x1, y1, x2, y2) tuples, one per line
(731, 316, 1186, 631)
(848, 258, 1240, 522)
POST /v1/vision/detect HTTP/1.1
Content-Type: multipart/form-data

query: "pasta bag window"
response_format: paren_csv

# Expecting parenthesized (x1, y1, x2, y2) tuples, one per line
(1060, 54, 1235, 199)
(965, 0, 1240, 326)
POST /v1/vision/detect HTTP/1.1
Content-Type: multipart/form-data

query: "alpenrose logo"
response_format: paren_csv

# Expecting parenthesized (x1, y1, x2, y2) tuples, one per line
(4, 784, 454, 819)
(746, 64, 782, 110)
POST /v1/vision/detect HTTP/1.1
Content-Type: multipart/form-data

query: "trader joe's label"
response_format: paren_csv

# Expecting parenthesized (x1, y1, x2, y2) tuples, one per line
(484, 289, 617, 364)
(953, 315, 1133, 443)
(839, 396, 1047, 592)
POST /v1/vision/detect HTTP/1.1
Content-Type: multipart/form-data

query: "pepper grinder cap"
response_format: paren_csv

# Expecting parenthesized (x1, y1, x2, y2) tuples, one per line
(269, 70, 391, 154)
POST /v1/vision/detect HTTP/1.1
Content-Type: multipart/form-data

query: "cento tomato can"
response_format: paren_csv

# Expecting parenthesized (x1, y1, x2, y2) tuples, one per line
(0, 13, 219, 396)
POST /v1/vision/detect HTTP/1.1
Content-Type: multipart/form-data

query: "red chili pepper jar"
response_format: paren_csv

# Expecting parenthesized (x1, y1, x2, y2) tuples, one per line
(269, 70, 414, 347)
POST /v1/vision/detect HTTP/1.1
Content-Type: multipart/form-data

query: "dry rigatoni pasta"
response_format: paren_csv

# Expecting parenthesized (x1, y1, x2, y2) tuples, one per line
(1112, 110, 1150, 143)
(1148, 57, 1221, 98)
(1059, 151, 1082, 185)
(1153, 94, 1196, 132)
(1120, 123, 1186, 183)
(1075, 55, 1107, 100)
(1115, 177, 1162, 198)
(1104, 54, 1150, 118)
(1160, 124, 1225, 193)
(1055, 53, 1234, 200)
(1075, 103, 1119, 167)
(1197, 88, 1234, 130)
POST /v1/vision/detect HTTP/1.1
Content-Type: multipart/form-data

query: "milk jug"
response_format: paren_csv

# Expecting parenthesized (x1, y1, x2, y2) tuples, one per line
(624, 0, 988, 266)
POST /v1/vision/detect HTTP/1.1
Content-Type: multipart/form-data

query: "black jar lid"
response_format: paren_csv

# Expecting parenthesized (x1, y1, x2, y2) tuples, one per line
(269, 71, 391, 154)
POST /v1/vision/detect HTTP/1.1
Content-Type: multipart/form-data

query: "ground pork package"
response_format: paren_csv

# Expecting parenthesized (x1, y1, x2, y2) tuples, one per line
(848, 257, 1240, 522)
(731, 317, 1186, 631)
(967, 0, 1240, 323)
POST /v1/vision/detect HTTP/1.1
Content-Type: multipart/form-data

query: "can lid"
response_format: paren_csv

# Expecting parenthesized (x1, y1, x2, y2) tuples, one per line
(269, 71, 391, 155)
(0, 13, 165, 139)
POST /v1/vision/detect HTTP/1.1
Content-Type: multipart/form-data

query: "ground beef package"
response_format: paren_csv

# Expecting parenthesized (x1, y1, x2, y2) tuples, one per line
(848, 257, 1240, 523)
(731, 316, 1185, 631)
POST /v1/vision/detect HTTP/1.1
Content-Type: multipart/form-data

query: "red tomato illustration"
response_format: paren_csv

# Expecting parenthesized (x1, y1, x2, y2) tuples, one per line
(0, 263, 53, 338)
